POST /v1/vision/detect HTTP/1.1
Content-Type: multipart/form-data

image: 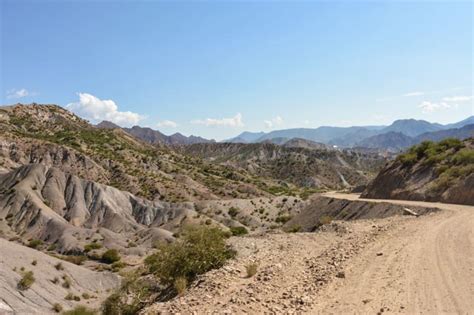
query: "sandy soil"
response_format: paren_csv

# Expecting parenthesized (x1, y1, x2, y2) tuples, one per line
(313, 193, 474, 314)
(144, 193, 473, 314)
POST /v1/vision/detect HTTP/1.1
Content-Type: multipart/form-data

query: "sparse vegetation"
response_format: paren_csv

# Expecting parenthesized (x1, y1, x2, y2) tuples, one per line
(62, 305, 95, 315)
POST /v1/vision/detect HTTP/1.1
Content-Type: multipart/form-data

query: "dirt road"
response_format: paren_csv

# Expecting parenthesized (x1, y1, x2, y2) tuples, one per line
(144, 193, 473, 314)
(315, 193, 474, 314)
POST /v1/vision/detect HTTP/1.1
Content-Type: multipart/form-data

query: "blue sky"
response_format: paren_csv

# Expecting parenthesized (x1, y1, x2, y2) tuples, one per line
(1, 0, 472, 140)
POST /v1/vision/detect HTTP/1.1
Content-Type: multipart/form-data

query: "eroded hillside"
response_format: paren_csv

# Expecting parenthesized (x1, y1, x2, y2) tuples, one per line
(362, 138, 474, 205)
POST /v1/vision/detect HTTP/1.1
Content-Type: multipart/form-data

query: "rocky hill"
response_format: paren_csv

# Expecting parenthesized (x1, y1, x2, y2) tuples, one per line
(182, 142, 386, 190)
(362, 138, 474, 205)
(0, 104, 275, 202)
(98, 121, 214, 145)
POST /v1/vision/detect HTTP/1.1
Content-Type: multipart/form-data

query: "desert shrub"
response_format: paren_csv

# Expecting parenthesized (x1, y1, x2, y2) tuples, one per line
(31, 260, 37, 266)
(47, 244, 57, 251)
(228, 207, 239, 218)
(55, 262, 64, 271)
(102, 274, 153, 315)
(64, 293, 81, 301)
(174, 277, 187, 296)
(52, 303, 63, 313)
(452, 148, 474, 165)
(51, 276, 59, 284)
(61, 255, 87, 265)
(284, 225, 301, 233)
(102, 249, 121, 264)
(319, 215, 333, 225)
(111, 261, 126, 272)
(145, 225, 235, 286)
(245, 263, 258, 278)
(62, 275, 72, 288)
(230, 226, 248, 236)
(82, 292, 91, 299)
(28, 239, 43, 249)
(62, 305, 95, 315)
(275, 215, 292, 224)
(398, 151, 418, 165)
(18, 271, 35, 290)
(84, 243, 102, 253)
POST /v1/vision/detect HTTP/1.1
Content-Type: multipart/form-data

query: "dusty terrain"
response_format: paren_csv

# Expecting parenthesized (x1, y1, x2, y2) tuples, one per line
(144, 193, 474, 314)
(0, 238, 120, 314)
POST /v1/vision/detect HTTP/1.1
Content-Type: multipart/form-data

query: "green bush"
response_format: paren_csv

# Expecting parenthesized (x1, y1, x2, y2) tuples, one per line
(62, 305, 95, 315)
(228, 207, 239, 218)
(245, 263, 258, 278)
(52, 303, 63, 313)
(18, 271, 35, 290)
(102, 249, 121, 264)
(452, 148, 474, 165)
(275, 215, 292, 224)
(28, 239, 43, 249)
(145, 225, 235, 287)
(84, 243, 102, 253)
(230, 226, 248, 236)
(102, 275, 153, 315)
(174, 277, 187, 296)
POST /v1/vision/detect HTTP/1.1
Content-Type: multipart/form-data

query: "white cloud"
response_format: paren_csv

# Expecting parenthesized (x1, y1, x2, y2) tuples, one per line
(66, 93, 144, 126)
(157, 120, 178, 128)
(403, 91, 424, 97)
(264, 116, 284, 128)
(6, 88, 29, 99)
(418, 101, 457, 113)
(442, 95, 472, 102)
(191, 113, 244, 127)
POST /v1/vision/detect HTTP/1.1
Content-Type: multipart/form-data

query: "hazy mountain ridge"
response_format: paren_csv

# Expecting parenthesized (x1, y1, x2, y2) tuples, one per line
(97, 120, 215, 145)
(226, 117, 474, 150)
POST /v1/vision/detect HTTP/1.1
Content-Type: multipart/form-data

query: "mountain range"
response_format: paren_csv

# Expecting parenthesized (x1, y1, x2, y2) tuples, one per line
(226, 117, 474, 151)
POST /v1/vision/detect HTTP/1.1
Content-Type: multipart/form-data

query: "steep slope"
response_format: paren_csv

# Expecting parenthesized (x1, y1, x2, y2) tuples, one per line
(362, 138, 474, 205)
(0, 164, 198, 253)
(0, 238, 120, 314)
(182, 142, 386, 190)
(0, 104, 272, 202)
